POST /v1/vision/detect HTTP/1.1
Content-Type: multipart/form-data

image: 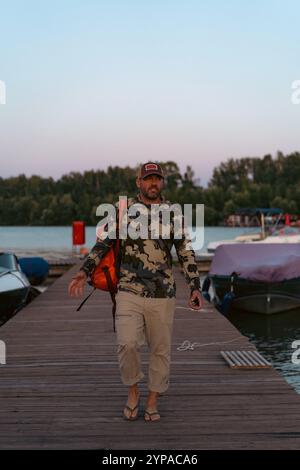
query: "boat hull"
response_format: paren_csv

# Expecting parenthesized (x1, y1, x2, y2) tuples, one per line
(0, 253, 31, 323)
(0, 286, 30, 316)
(211, 276, 300, 315)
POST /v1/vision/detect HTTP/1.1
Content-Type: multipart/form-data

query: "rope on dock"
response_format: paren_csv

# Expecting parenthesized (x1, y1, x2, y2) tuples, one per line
(176, 337, 244, 351)
(176, 305, 246, 351)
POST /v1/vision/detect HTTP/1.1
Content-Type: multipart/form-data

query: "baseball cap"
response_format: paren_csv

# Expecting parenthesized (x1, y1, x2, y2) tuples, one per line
(138, 162, 164, 179)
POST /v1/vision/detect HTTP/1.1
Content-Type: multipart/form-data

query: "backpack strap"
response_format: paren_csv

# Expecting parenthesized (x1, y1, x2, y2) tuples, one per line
(103, 266, 117, 332)
(76, 287, 96, 312)
(108, 290, 117, 333)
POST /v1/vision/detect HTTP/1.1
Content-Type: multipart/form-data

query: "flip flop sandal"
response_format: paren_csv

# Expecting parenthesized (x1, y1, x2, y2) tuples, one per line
(123, 399, 140, 421)
(144, 410, 161, 422)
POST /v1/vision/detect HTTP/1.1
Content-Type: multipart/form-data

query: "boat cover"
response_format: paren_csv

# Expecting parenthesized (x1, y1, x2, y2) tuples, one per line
(209, 244, 300, 282)
(19, 257, 49, 279)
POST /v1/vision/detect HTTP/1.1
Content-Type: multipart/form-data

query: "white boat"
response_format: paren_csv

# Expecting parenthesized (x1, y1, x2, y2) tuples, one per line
(207, 209, 300, 253)
(207, 232, 262, 253)
(259, 226, 300, 244)
(0, 253, 31, 320)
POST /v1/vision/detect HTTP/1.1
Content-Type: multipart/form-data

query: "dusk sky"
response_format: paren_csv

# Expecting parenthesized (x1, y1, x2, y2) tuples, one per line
(1, 0, 300, 185)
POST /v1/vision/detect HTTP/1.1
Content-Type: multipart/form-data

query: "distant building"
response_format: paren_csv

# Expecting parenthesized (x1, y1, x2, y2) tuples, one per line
(224, 208, 297, 227)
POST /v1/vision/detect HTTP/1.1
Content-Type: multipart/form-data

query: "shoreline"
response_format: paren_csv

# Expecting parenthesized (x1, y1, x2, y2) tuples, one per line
(2, 248, 77, 262)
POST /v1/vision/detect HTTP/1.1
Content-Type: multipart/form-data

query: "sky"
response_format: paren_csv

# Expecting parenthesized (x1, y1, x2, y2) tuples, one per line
(0, 0, 300, 186)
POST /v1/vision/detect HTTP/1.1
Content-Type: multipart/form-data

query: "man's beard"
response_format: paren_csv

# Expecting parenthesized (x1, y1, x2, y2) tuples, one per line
(141, 186, 161, 200)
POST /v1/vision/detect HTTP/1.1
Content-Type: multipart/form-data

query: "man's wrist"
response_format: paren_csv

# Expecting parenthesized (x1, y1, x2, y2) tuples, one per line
(190, 277, 201, 294)
(190, 278, 201, 294)
(79, 267, 89, 278)
(79, 257, 97, 278)
(191, 287, 202, 295)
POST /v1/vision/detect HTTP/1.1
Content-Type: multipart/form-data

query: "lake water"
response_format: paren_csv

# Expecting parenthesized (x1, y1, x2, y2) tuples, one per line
(228, 309, 300, 396)
(0, 225, 260, 253)
(1, 225, 300, 395)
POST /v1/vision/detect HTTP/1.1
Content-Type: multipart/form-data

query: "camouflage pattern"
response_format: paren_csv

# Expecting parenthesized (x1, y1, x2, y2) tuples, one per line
(80, 193, 201, 298)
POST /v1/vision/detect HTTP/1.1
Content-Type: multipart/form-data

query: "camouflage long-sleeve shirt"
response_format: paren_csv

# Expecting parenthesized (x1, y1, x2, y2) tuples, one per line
(80, 194, 201, 298)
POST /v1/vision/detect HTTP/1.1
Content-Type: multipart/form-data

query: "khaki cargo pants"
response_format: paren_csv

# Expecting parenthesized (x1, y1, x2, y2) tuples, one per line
(115, 290, 176, 394)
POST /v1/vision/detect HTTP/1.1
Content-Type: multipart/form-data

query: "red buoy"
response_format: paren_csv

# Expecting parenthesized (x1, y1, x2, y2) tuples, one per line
(72, 221, 85, 245)
(285, 214, 291, 227)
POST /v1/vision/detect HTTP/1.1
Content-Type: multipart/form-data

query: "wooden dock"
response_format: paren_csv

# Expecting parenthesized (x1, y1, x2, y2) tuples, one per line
(1, 264, 300, 450)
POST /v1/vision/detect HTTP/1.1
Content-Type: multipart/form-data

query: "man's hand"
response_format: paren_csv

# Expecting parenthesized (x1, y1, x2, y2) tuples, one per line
(68, 270, 87, 297)
(188, 289, 204, 310)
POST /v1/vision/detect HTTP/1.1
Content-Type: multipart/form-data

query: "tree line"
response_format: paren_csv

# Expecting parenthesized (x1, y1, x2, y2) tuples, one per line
(1, 152, 300, 226)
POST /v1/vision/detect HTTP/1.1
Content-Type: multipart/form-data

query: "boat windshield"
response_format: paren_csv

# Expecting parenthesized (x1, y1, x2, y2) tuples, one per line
(0, 253, 18, 272)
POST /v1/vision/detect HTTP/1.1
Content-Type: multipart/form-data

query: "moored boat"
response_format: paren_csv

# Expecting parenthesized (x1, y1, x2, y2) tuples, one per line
(206, 244, 300, 315)
(0, 253, 31, 320)
(207, 208, 295, 253)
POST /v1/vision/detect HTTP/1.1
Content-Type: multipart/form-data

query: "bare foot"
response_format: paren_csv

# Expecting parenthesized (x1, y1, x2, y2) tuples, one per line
(144, 408, 161, 422)
(123, 387, 140, 420)
(144, 391, 160, 421)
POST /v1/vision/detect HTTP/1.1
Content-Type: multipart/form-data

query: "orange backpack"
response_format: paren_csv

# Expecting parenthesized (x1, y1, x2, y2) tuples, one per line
(90, 238, 120, 292)
(76, 204, 124, 331)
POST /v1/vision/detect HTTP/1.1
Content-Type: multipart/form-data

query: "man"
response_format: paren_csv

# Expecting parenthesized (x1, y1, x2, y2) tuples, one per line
(68, 162, 204, 422)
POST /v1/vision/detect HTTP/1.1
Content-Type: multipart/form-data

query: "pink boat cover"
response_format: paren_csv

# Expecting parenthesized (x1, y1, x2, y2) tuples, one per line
(209, 243, 300, 282)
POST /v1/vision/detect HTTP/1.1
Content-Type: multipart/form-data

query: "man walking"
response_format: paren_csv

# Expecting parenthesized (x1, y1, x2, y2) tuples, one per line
(68, 162, 204, 422)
